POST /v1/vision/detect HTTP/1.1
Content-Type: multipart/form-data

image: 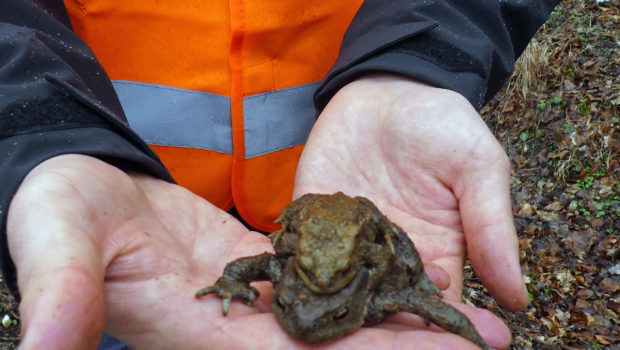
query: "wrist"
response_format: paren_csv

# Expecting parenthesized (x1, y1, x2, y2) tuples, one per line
(331, 72, 475, 116)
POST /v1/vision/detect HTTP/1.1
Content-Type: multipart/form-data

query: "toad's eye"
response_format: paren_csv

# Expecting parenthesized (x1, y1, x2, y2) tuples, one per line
(333, 305, 349, 320)
(276, 296, 286, 310)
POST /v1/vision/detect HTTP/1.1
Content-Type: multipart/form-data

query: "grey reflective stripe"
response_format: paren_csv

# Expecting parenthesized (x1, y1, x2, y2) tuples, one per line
(244, 82, 319, 158)
(112, 81, 233, 154)
(112, 81, 319, 159)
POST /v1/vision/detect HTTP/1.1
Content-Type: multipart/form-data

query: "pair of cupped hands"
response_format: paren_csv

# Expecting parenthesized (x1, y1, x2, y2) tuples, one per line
(8, 75, 528, 349)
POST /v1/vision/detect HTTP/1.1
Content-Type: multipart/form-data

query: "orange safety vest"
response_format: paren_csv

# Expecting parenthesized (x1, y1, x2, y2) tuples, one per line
(63, 0, 364, 232)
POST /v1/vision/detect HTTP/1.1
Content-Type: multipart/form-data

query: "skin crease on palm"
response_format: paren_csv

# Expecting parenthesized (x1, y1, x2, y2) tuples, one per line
(7, 75, 526, 350)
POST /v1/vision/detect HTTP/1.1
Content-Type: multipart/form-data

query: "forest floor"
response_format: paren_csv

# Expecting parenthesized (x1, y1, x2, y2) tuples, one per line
(1, 0, 618, 349)
(467, 0, 619, 349)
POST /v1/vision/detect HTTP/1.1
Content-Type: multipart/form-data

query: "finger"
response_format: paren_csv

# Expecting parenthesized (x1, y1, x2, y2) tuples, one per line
(17, 267, 105, 349)
(456, 151, 528, 311)
(322, 324, 496, 350)
(8, 184, 106, 349)
(451, 302, 511, 349)
(5, 156, 132, 348)
(424, 262, 451, 291)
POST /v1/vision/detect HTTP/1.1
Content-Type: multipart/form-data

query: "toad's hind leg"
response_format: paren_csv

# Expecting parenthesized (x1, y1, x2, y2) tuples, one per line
(407, 295, 491, 350)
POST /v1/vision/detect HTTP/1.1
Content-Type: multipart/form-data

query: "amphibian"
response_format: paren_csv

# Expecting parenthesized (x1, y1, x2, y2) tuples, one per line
(196, 192, 490, 348)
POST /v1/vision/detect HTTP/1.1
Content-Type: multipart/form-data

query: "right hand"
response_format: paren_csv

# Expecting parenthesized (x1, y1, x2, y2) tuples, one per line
(8, 154, 495, 349)
(7, 154, 280, 349)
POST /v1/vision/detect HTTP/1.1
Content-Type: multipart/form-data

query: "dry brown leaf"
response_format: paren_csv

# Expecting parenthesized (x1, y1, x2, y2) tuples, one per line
(544, 201, 564, 211)
(575, 299, 591, 309)
(600, 277, 620, 294)
(575, 288, 594, 299)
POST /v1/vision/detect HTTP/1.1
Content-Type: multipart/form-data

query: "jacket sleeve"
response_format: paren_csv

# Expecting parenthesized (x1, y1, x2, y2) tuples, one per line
(314, 0, 562, 111)
(0, 0, 173, 296)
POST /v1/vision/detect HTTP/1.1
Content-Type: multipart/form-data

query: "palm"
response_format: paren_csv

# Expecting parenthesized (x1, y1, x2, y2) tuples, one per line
(100, 174, 281, 348)
(294, 76, 530, 346)
(296, 77, 496, 300)
(103, 178, 491, 350)
(8, 155, 503, 349)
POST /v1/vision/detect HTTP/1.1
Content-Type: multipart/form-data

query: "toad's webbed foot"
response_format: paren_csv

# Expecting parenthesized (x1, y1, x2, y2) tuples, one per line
(407, 295, 491, 350)
(196, 253, 277, 315)
(196, 277, 259, 315)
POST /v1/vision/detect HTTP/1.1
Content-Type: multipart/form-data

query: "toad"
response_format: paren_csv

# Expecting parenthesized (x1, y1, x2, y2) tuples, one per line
(196, 192, 490, 349)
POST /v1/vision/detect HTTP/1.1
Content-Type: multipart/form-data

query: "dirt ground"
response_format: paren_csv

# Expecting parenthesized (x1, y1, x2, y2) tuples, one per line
(1, 0, 618, 349)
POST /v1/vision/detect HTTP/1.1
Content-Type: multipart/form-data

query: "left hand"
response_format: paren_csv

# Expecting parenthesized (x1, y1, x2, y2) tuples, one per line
(295, 74, 529, 349)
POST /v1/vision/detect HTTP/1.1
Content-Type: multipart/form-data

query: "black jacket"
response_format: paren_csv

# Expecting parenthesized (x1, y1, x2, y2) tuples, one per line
(0, 0, 560, 295)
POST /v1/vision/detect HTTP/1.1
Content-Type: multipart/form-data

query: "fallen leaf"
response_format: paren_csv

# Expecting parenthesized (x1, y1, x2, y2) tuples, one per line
(519, 202, 535, 215)
(600, 277, 619, 294)
(594, 335, 612, 346)
(575, 299, 591, 309)
(537, 210, 559, 222)
(590, 218, 605, 228)
(575, 288, 594, 299)
(548, 150, 570, 159)
(544, 201, 564, 211)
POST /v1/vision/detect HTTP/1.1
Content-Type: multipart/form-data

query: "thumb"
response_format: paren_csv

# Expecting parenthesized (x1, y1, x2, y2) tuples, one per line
(16, 262, 105, 349)
(455, 146, 529, 312)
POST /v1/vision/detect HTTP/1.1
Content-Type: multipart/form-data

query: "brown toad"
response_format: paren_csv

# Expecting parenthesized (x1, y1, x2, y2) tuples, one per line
(196, 192, 490, 349)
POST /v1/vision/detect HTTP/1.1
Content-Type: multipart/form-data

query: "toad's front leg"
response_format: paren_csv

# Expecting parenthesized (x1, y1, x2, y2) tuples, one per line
(196, 253, 281, 315)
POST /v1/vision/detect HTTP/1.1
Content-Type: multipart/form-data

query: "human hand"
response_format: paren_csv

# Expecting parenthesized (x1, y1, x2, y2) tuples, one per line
(295, 75, 529, 349)
(6, 154, 286, 349)
(8, 153, 507, 350)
